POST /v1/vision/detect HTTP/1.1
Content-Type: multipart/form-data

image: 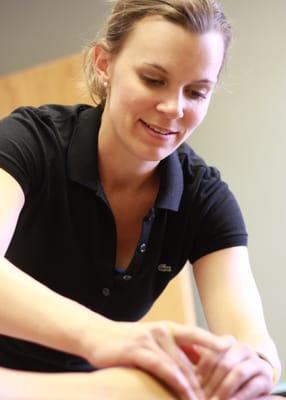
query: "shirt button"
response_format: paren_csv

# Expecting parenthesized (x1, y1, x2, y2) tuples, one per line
(122, 274, 132, 281)
(102, 287, 110, 297)
(139, 243, 147, 253)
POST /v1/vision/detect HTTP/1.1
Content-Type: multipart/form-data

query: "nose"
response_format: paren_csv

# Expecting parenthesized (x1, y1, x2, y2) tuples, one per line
(156, 92, 184, 119)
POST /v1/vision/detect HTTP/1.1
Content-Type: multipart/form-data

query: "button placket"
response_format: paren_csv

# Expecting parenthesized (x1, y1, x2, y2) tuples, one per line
(128, 209, 155, 273)
(139, 243, 147, 253)
(114, 208, 156, 280)
(137, 208, 156, 255)
(144, 207, 156, 223)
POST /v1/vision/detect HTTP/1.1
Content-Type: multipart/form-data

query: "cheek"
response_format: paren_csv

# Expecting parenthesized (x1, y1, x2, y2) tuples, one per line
(191, 102, 210, 127)
(197, 107, 208, 126)
(111, 73, 154, 112)
(181, 104, 210, 141)
(184, 106, 204, 129)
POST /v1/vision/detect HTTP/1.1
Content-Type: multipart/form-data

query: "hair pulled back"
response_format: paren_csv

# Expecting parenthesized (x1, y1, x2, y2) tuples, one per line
(83, 0, 232, 104)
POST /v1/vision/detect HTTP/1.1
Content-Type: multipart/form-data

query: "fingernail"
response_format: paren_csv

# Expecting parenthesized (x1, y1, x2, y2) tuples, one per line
(210, 397, 219, 400)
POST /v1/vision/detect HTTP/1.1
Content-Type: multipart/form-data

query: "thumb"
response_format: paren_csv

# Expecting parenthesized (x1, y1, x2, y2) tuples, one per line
(171, 324, 232, 354)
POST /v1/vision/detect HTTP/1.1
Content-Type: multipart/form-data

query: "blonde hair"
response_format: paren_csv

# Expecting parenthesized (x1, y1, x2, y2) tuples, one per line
(82, 0, 232, 105)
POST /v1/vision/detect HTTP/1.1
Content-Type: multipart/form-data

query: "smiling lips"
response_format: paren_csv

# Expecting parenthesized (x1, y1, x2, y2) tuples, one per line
(141, 119, 179, 136)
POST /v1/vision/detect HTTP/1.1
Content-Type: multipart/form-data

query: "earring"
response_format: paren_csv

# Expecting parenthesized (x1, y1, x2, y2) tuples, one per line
(103, 80, 108, 88)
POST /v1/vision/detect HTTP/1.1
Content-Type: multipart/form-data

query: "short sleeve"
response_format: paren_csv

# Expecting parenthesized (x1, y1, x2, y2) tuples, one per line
(0, 107, 48, 196)
(189, 166, 248, 263)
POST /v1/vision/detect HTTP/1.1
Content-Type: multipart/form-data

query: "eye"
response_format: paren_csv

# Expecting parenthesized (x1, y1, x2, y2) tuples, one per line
(141, 75, 165, 87)
(184, 87, 208, 101)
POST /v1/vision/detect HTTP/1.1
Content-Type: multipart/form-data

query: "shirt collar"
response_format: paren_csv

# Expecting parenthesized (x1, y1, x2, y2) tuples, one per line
(155, 151, 184, 212)
(67, 106, 102, 192)
(67, 105, 184, 211)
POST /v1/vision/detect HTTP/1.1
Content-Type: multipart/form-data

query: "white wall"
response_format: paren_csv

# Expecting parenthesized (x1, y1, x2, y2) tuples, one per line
(190, 0, 286, 380)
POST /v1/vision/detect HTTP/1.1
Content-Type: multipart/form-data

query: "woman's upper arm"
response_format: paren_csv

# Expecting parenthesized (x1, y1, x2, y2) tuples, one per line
(192, 246, 268, 337)
(0, 168, 25, 257)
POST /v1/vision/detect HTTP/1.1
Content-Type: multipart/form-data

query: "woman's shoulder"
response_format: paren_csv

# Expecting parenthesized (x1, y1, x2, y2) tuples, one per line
(0, 103, 95, 149)
(3, 103, 92, 126)
(0, 104, 94, 195)
(176, 142, 221, 184)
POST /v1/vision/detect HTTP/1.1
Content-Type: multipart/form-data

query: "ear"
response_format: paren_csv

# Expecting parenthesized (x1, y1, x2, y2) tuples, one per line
(93, 44, 112, 83)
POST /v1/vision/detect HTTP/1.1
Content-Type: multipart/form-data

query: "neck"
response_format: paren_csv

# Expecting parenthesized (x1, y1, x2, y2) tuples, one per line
(98, 128, 160, 194)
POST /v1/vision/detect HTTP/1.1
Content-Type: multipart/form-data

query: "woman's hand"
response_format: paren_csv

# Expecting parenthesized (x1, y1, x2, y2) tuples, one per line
(195, 337, 275, 400)
(81, 320, 230, 400)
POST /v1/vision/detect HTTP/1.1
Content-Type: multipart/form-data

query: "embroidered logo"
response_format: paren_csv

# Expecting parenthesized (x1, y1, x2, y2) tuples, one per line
(157, 264, 172, 273)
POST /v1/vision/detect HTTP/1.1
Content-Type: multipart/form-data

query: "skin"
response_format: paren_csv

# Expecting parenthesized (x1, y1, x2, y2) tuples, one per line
(0, 15, 280, 400)
(93, 15, 280, 400)
(97, 16, 224, 173)
(0, 366, 283, 400)
(192, 248, 279, 400)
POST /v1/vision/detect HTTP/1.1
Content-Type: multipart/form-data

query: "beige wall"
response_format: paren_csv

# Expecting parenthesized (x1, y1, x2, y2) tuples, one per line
(0, 0, 110, 76)
(189, 0, 286, 380)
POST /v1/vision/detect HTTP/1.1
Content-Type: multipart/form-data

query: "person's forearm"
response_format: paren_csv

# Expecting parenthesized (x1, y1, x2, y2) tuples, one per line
(0, 256, 112, 360)
(0, 367, 178, 400)
(0, 367, 102, 400)
(0, 256, 236, 399)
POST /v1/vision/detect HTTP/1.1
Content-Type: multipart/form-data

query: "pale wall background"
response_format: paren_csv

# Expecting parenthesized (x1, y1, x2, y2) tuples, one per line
(1, 0, 286, 380)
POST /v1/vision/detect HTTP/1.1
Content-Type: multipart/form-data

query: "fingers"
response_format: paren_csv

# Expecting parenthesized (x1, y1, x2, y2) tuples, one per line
(136, 322, 233, 400)
(225, 372, 272, 400)
(196, 343, 274, 400)
(90, 319, 222, 399)
(132, 348, 196, 400)
(194, 347, 224, 388)
(170, 323, 233, 355)
(223, 357, 273, 400)
(132, 323, 204, 400)
(198, 342, 250, 396)
(153, 324, 205, 399)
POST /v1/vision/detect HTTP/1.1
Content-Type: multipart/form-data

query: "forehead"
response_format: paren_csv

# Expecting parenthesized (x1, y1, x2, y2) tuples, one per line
(115, 15, 225, 81)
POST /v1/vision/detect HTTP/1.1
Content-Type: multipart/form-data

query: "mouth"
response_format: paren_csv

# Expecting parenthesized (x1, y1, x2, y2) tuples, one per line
(140, 120, 179, 136)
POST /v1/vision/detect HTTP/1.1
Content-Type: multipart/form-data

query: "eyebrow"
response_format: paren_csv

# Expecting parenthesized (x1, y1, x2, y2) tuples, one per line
(143, 62, 217, 86)
(143, 62, 168, 74)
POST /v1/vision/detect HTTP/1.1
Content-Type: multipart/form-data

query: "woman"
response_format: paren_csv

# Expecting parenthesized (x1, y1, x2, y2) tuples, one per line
(0, 0, 281, 399)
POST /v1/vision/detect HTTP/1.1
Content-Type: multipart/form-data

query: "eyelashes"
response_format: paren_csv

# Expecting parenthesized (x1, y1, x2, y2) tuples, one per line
(140, 75, 208, 100)
(141, 75, 165, 86)
(185, 89, 207, 100)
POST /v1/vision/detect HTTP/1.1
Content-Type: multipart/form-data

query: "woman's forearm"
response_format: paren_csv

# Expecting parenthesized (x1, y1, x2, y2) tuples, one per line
(0, 256, 112, 361)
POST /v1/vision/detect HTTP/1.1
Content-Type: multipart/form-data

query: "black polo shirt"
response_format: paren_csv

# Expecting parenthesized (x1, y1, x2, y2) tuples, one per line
(0, 104, 247, 372)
